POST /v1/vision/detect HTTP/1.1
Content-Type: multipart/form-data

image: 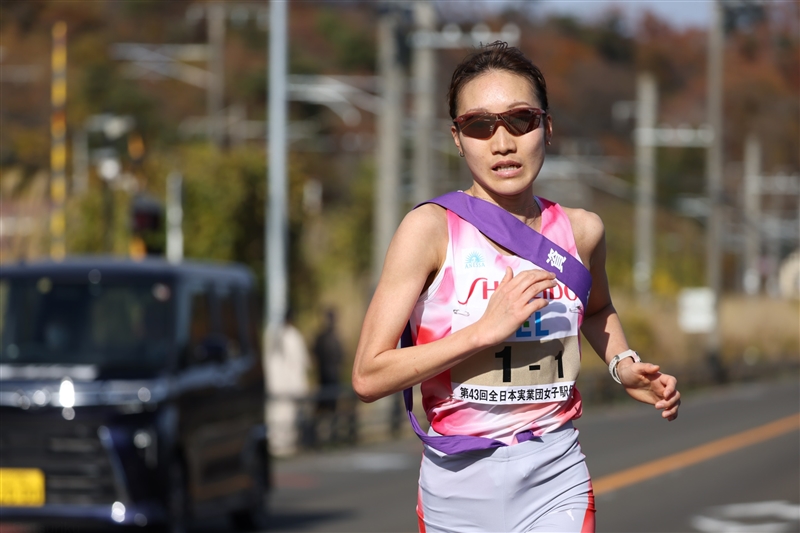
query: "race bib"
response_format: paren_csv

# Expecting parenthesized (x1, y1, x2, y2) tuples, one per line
(450, 336, 579, 405)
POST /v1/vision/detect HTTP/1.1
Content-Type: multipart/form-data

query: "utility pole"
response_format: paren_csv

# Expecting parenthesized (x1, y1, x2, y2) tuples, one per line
(207, 2, 226, 147)
(373, 8, 404, 288)
(267, 0, 288, 333)
(634, 72, 657, 301)
(411, 1, 436, 205)
(72, 129, 88, 195)
(705, 0, 725, 380)
(630, 82, 714, 303)
(50, 22, 67, 261)
(166, 171, 184, 264)
(742, 135, 761, 295)
(406, 19, 520, 207)
(758, 172, 800, 294)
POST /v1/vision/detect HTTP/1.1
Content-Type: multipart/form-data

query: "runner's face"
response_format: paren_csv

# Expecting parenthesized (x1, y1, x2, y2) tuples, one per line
(451, 70, 552, 198)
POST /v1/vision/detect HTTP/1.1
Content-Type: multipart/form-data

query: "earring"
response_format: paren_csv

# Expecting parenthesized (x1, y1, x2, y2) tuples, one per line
(458, 150, 464, 157)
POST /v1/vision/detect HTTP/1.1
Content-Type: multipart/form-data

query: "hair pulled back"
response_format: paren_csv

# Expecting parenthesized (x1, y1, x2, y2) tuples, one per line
(447, 41, 548, 119)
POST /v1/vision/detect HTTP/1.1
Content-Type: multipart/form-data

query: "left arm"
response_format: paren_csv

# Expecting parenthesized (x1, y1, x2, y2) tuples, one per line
(568, 208, 681, 421)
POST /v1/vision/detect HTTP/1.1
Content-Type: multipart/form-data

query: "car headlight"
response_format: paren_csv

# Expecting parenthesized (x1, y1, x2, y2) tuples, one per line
(133, 428, 157, 468)
(58, 378, 75, 408)
(133, 429, 152, 449)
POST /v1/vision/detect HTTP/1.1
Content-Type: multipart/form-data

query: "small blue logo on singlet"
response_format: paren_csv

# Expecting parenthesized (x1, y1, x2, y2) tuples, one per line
(464, 251, 485, 268)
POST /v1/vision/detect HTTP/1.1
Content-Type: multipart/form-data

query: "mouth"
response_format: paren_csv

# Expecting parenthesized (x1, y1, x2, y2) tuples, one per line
(492, 161, 522, 175)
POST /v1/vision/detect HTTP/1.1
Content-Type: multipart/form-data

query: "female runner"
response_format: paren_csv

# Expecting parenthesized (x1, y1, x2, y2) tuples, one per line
(352, 41, 681, 533)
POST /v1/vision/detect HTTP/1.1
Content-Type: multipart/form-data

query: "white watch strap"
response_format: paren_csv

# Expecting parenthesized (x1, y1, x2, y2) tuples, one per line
(608, 349, 641, 384)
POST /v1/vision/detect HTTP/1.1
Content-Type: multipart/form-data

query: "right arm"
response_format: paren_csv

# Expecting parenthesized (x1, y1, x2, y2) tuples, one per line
(352, 205, 557, 403)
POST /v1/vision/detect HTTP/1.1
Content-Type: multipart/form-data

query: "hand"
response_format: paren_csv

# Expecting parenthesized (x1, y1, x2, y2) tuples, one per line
(617, 361, 681, 421)
(474, 267, 557, 347)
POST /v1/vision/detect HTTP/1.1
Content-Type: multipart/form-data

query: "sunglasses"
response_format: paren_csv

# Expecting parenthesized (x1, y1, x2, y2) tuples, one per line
(453, 107, 546, 140)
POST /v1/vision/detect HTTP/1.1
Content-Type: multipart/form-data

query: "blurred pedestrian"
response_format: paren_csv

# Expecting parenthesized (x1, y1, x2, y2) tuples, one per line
(312, 307, 344, 412)
(353, 41, 681, 533)
(266, 308, 310, 457)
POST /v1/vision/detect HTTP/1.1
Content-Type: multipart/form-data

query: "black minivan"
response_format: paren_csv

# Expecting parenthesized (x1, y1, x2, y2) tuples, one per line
(0, 257, 270, 531)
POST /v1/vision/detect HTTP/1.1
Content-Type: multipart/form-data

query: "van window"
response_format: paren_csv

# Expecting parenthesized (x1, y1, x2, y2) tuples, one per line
(220, 290, 242, 358)
(0, 280, 8, 353)
(0, 277, 174, 374)
(247, 292, 262, 356)
(188, 289, 212, 363)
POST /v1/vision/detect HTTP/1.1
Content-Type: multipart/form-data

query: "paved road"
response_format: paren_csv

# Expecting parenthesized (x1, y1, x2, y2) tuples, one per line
(4, 379, 795, 533)
(580, 377, 799, 532)
(265, 378, 799, 533)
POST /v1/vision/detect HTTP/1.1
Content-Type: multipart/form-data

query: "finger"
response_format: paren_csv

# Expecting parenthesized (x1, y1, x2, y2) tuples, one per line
(501, 266, 514, 285)
(515, 269, 556, 285)
(656, 391, 681, 411)
(530, 269, 557, 282)
(662, 399, 681, 420)
(523, 295, 550, 314)
(640, 363, 660, 374)
(520, 277, 557, 301)
(506, 275, 547, 298)
(624, 363, 658, 384)
(626, 362, 652, 376)
(654, 375, 679, 403)
(660, 378, 677, 399)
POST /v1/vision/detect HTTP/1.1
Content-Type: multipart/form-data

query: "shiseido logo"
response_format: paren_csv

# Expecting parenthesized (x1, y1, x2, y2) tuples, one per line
(457, 277, 498, 305)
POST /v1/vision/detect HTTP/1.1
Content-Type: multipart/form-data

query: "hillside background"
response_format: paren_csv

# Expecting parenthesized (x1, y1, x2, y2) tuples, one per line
(1, 0, 798, 386)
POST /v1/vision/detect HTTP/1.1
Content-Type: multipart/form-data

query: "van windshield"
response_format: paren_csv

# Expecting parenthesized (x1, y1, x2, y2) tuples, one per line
(0, 276, 176, 376)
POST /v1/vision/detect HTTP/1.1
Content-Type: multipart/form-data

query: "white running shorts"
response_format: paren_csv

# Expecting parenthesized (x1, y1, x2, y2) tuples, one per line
(417, 422, 595, 533)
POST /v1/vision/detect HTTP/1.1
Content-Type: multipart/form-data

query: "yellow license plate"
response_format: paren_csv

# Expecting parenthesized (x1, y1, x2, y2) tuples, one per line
(0, 468, 45, 506)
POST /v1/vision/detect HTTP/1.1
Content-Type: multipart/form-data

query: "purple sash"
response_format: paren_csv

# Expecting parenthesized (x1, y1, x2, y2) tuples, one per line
(403, 191, 592, 454)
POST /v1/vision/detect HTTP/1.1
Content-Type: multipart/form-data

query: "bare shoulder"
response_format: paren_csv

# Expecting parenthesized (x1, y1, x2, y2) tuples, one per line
(562, 207, 605, 263)
(397, 203, 448, 243)
(386, 202, 448, 274)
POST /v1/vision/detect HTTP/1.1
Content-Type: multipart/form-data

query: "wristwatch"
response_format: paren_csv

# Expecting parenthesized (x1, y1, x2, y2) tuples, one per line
(608, 349, 641, 384)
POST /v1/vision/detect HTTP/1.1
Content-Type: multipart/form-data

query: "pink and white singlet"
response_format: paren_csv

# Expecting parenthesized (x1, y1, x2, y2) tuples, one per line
(409, 197, 585, 444)
(413, 197, 596, 533)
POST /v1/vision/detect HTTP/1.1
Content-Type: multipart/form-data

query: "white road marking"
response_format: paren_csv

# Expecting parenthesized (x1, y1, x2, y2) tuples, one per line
(691, 501, 800, 533)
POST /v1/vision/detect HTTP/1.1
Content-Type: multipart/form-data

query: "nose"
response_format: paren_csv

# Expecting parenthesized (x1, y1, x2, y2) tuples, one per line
(490, 123, 516, 154)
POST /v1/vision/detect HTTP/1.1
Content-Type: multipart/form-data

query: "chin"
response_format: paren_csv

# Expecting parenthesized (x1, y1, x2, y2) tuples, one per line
(477, 177, 536, 197)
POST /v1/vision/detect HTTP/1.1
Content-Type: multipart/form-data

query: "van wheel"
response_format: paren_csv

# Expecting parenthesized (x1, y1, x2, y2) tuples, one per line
(162, 460, 189, 533)
(230, 452, 269, 531)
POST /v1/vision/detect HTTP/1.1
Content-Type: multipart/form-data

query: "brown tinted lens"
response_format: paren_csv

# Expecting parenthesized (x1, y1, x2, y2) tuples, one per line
(503, 109, 540, 135)
(460, 114, 496, 139)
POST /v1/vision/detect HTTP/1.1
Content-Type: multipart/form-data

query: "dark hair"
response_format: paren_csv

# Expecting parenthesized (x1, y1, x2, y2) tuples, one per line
(447, 41, 549, 119)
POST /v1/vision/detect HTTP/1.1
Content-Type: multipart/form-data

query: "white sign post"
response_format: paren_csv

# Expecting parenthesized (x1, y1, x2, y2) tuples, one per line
(678, 287, 717, 334)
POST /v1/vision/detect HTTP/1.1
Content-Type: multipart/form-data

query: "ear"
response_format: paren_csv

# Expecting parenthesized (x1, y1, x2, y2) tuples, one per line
(451, 125, 462, 154)
(544, 114, 553, 146)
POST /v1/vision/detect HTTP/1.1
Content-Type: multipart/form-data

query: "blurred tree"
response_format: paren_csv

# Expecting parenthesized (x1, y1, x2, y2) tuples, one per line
(520, 15, 635, 148)
(593, 13, 634, 65)
(635, 13, 707, 95)
(315, 9, 376, 72)
(0, 1, 46, 33)
(722, 0, 766, 34)
(1, 0, 796, 312)
(144, 145, 319, 319)
(324, 159, 374, 283)
(65, 178, 132, 256)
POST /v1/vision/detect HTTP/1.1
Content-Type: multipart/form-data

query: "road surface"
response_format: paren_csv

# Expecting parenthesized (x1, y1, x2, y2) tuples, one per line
(265, 377, 799, 533)
(3, 378, 796, 533)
